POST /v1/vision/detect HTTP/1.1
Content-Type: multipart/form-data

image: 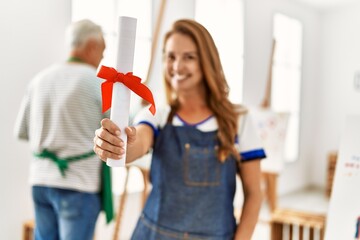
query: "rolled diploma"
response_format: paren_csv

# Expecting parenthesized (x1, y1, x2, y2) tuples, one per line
(107, 16, 137, 167)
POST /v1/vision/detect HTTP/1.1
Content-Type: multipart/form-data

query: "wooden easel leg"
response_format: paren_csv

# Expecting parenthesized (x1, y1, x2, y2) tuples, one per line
(139, 168, 150, 209)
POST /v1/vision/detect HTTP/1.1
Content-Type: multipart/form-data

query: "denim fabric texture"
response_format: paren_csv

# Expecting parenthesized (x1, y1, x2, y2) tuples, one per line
(32, 186, 101, 240)
(131, 124, 237, 240)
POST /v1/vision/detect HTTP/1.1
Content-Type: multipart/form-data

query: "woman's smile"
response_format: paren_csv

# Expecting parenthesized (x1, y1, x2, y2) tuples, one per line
(172, 74, 189, 82)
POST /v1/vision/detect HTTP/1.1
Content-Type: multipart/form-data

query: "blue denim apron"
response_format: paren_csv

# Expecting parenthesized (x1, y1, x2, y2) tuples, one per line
(131, 123, 238, 240)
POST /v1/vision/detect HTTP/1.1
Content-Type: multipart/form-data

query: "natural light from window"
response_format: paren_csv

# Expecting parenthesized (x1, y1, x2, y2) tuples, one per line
(272, 13, 303, 162)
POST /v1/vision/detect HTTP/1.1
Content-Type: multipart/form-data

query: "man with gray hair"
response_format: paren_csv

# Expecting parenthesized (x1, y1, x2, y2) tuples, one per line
(14, 19, 110, 240)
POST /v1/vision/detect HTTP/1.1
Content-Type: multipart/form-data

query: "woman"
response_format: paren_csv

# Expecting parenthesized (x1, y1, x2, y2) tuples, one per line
(93, 19, 266, 240)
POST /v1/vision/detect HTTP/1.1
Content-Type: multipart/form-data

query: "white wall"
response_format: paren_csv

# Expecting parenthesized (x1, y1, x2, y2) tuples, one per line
(3, 0, 360, 238)
(0, 0, 71, 239)
(243, 0, 321, 194)
(312, 2, 360, 186)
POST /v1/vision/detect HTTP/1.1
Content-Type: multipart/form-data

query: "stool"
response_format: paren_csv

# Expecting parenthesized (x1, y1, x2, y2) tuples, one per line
(22, 219, 34, 240)
(270, 208, 326, 240)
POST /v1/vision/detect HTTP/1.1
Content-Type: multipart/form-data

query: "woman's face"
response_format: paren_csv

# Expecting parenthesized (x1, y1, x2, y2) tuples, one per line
(164, 33, 203, 94)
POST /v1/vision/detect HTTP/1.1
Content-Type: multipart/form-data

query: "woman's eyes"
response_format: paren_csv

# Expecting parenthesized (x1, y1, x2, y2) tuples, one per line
(184, 55, 196, 60)
(167, 55, 196, 61)
(166, 54, 175, 61)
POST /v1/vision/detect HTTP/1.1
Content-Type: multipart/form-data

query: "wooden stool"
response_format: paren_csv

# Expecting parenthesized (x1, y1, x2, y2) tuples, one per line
(22, 219, 34, 240)
(270, 208, 326, 240)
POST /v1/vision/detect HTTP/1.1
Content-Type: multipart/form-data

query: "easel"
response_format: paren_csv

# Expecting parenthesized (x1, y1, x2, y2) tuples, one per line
(260, 38, 276, 109)
(140, 0, 166, 107)
(258, 39, 279, 213)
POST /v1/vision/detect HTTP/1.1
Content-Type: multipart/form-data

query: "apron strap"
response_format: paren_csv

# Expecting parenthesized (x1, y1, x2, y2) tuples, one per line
(101, 162, 114, 223)
(34, 149, 95, 176)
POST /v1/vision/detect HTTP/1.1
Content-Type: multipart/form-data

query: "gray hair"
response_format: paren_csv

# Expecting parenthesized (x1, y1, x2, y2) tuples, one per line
(65, 19, 103, 50)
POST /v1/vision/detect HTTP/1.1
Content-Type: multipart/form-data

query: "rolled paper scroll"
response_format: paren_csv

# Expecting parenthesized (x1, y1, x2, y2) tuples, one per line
(109, 16, 136, 167)
(98, 16, 156, 167)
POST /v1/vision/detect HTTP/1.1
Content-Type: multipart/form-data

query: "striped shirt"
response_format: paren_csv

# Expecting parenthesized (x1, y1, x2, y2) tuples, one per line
(14, 62, 109, 192)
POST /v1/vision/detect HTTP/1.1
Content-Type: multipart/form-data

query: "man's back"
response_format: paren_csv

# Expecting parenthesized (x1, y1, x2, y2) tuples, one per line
(15, 62, 107, 192)
(14, 19, 108, 240)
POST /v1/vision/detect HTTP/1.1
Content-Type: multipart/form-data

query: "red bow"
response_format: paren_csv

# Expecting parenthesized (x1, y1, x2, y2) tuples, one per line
(97, 65, 156, 115)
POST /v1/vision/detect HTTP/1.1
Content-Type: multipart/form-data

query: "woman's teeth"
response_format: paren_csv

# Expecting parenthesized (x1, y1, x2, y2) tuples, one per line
(173, 74, 187, 81)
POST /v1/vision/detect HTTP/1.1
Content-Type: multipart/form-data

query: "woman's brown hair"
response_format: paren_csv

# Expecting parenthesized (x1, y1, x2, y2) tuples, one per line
(163, 19, 245, 162)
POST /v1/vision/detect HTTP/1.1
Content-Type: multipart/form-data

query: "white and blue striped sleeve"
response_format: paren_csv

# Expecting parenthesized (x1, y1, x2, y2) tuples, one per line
(236, 113, 266, 162)
(132, 106, 170, 138)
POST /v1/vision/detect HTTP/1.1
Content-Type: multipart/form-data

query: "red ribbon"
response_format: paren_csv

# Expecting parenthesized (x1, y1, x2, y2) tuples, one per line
(97, 65, 156, 115)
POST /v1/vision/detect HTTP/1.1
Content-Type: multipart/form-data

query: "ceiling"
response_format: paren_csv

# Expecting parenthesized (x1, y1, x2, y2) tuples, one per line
(295, 0, 358, 9)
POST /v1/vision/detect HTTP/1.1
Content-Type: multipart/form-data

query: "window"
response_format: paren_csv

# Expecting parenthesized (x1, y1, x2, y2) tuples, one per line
(195, 0, 244, 104)
(272, 13, 303, 161)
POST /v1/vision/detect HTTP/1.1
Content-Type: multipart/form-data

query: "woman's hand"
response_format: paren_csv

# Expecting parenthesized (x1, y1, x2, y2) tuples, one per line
(93, 118, 136, 162)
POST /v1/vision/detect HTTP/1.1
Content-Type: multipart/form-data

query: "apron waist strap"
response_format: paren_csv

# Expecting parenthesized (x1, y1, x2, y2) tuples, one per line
(34, 149, 95, 177)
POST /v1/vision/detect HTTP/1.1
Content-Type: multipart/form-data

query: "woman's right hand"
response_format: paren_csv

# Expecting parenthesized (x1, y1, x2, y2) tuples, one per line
(93, 118, 125, 162)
